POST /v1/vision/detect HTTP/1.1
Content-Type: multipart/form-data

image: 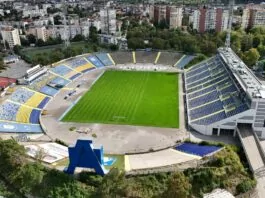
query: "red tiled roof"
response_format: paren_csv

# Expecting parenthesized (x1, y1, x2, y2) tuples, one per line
(0, 77, 16, 88)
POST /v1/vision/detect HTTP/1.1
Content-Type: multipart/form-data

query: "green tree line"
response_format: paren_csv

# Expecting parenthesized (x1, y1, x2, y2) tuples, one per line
(126, 20, 265, 67)
(0, 138, 256, 198)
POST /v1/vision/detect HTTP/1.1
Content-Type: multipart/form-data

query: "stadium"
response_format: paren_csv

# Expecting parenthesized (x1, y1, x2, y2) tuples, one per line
(1, 47, 265, 174)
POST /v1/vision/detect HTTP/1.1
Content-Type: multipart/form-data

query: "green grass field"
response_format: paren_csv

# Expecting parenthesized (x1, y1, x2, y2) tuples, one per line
(63, 70, 179, 128)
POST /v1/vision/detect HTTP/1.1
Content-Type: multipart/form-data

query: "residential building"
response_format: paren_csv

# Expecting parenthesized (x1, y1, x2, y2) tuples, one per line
(100, 8, 116, 35)
(242, 6, 265, 29)
(36, 27, 48, 42)
(1, 27, 21, 48)
(191, 7, 229, 33)
(168, 6, 183, 28)
(150, 5, 183, 28)
(22, 7, 47, 18)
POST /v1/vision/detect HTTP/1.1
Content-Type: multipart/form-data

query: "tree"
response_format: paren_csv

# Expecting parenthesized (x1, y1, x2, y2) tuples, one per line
(110, 44, 119, 51)
(243, 48, 260, 67)
(71, 34, 84, 42)
(26, 34, 36, 44)
(0, 57, 5, 70)
(241, 34, 253, 52)
(20, 37, 29, 46)
(96, 168, 127, 198)
(258, 45, 265, 58)
(163, 171, 191, 198)
(152, 38, 166, 49)
(89, 26, 98, 43)
(54, 15, 62, 25)
(253, 35, 263, 48)
(13, 45, 22, 54)
(127, 37, 145, 50)
(36, 39, 45, 47)
(12, 163, 44, 194)
(0, 139, 26, 178)
(236, 179, 257, 194)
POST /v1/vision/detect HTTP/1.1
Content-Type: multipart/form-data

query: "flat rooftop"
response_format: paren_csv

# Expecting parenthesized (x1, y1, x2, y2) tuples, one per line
(218, 47, 265, 99)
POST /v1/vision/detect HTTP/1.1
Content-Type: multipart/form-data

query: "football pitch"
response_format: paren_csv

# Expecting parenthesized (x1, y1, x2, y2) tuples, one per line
(62, 70, 179, 128)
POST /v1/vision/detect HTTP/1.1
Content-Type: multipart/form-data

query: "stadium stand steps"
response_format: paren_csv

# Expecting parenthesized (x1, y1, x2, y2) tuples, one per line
(186, 55, 250, 125)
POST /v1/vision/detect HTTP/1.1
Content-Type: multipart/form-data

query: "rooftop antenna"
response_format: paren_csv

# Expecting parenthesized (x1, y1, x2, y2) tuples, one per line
(63, 0, 70, 48)
(225, 0, 234, 50)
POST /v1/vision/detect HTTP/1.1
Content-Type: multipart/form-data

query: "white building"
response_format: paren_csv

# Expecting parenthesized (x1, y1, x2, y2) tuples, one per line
(23, 7, 47, 18)
(100, 8, 116, 35)
(36, 27, 48, 42)
(191, 7, 229, 33)
(242, 5, 265, 29)
(1, 27, 21, 48)
(169, 7, 183, 29)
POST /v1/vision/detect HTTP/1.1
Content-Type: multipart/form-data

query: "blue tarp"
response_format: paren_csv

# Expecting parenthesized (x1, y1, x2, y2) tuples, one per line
(175, 143, 221, 157)
(0, 121, 42, 133)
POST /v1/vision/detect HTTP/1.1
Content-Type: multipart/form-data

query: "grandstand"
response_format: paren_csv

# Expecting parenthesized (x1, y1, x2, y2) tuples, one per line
(110, 52, 133, 65)
(156, 52, 182, 66)
(0, 101, 40, 124)
(85, 55, 105, 68)
(95, 53, 114, 66)
(10, 87, 50, 108)
(0, 51, 182, 134)
(175, 55, 195, 69)
(135, 50, 158, 64)
(24, 65, 48, 84)
(185, 47, 265, 138)
(50, 65, 82, 80)
(65, 57, 95, 73)
(28, 72, 67, 96)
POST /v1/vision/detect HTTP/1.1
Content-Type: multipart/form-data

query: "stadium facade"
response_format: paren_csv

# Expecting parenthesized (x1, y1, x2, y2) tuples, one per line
(185, 47, 265, 138)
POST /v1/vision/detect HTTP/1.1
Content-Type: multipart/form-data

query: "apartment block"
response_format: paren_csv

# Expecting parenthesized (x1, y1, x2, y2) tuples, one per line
(100, 8, 116, 35)
(150, 5, 183, 28)
(191, 7, 229, 33)
(242, 6, 265, 29)
(1, 27, 21, 48)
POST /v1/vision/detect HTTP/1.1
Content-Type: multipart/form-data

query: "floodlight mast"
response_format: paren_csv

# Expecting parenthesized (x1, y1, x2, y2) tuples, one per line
(63, 0, 70, 48)
(225, 0, 234, 50)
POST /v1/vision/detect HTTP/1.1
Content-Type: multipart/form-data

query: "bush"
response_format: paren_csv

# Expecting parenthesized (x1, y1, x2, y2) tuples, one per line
(184, 54, 207, 69)
(79, 171, 103, 187)
(92, 133, 97, 138)
(69, 127, 76, 132)
(236, 179, 257, 194)
(55, 139, 68, 147)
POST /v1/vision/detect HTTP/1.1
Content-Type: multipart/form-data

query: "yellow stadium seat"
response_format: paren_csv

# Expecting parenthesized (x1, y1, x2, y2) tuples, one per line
(65, 70, 80, 79)
(75, 63, 95, 73)
(25, 93, 46, 108)
(16, 106, 32, 123)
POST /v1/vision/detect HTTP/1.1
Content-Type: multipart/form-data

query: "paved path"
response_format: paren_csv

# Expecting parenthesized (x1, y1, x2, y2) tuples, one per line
(126, 148, 199, 171)
(237, 125, 265, 198)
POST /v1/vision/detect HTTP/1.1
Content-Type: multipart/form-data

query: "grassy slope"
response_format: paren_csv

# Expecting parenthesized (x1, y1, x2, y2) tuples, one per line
(63, 70, 179, 128)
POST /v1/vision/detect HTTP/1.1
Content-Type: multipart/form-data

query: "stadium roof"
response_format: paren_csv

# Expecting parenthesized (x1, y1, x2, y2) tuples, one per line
(218, 47, 265, 99)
